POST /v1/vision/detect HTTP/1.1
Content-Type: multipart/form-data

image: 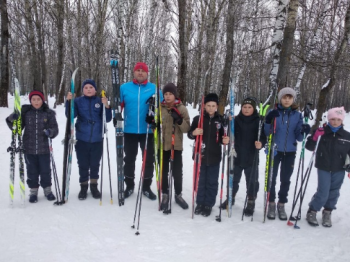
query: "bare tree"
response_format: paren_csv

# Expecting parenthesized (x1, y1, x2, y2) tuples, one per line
(0, 0, 9, 107)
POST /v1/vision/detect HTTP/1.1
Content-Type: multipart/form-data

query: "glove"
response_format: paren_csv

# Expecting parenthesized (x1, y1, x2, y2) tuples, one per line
(8, 113, 19, 122)
(301, 124, 311, 135)
(265, 110, 279, 124)
(44, 129, 51, 137)
(171, 108, 183, 125)
(312, 128, 324, 141)
(145, 114, 154, 125)
(345, 164, 350, 173)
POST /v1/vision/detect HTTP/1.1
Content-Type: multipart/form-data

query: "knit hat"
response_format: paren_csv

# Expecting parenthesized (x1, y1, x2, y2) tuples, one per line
(242, 97, 257, 109)
(204, 93, 219, 104)
(82, 79, 97, 90)
(134, 62, 149, 73)
(327, 106, 345, 121)
(163, 83, 177, 97)
(278, 87, 296, 102)
(29, 90, 45, 101)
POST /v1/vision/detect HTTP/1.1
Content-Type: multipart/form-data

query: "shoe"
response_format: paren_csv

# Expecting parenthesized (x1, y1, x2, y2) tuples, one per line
(78, 184, 89, 200)
(306, 209, 319, 226)
(219, 198, 235, 209)
(90, 183, 101, 199)
(45, 192, 56, 201)
(175, 194, 189, 209)
(244, 200, 255, 217)
(29, 194, 38, 203)
(124, 186, 134, 198)
(322, 210, 332, 227)
(142, 188, 157, 200)
(277, 202, 287, 220)
(267, 202, 276, 220)
(160, 194, 169, 211)
(194, 204, 203, 215)
(201, 206, 212, 217)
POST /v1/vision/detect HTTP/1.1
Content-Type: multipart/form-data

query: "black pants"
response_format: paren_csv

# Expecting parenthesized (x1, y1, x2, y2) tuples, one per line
(232, 165, 259, 199)
(124, 133, 154, 188)
(25, 154, 51, 189)
(75, 140, 103, 183)
(162, 150, 183, 195)
(269, 151, 296, 203)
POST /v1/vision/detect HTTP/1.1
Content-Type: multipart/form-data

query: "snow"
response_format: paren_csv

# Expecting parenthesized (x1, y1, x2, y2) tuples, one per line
(1, 95, 350, 262)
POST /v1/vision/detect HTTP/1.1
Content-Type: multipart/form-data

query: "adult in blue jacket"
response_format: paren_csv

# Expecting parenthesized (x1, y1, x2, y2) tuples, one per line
(264, 87, 310, 220)
(66, 79, 112, 200)
(120, 62, 157, 200)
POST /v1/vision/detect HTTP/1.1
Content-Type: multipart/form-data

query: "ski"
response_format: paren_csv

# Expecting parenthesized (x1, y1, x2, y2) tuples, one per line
(64, 67, 79, 203)
(110, 51, 124, 206)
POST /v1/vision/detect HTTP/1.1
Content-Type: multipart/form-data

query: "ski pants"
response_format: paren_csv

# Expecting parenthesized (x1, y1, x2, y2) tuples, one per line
(233, 165, 259, 199)
(269, 151, 296, 203)
(161, 150, 183, 195)
(309, 169, 345, 211)
(124, 133, 154, 189)
(196, 164, 220, 207)
(25, 154, 51, 189)
(75, 140, 103, 183)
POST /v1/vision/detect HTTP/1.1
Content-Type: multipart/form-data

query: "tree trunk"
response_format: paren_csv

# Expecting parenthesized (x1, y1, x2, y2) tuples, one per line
(0, 0, 9, 107)
(177, 0, 187, 103)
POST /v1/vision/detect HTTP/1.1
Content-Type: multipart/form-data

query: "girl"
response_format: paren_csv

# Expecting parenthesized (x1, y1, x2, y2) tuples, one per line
(6, 90, 59, 203)
(306, 107, 350, 227)
(264, 87, 310, 220)
(188, 93, 229, 217)
(66, 79, 111, 200)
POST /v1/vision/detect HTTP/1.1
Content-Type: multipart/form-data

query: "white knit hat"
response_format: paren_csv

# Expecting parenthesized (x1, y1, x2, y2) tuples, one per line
(278, 87, 296, 102)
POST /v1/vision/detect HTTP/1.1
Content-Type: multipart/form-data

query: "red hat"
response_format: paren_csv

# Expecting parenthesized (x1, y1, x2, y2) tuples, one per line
(134, 62, 149, 73)
(29, 90, 45, 101)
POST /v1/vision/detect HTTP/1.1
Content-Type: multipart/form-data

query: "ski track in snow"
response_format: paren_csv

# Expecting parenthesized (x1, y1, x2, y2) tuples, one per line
(1, 94, 350, 262)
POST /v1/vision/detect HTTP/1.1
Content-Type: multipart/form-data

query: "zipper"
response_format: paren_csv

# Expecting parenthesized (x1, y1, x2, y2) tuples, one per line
(283, 110, 290, 154)
(89, 98, 93, 142)
(35, 111, 38, 154)
(138, 84, 140, 133)
(206, 116, 212, 164)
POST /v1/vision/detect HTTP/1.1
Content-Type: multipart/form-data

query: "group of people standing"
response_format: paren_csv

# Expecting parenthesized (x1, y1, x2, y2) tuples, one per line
(6, 61, 350, 228)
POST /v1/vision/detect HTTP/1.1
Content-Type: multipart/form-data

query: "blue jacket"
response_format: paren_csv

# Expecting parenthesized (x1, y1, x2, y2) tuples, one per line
(264, 104, 303, 153)
(120, 80, 161, 134)
(65, 96, 112, 143)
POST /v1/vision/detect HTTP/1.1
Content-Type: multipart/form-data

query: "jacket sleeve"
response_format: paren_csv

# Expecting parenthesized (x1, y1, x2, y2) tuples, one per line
(188, 115, 199, 140)
(294, 112, 304, 142)
(305, 131, 316, 152)
(47, 110, 59, 139)
(178, 106, 190, 133)
(105, 107, 112, 122)
(259, 122, 267, 148)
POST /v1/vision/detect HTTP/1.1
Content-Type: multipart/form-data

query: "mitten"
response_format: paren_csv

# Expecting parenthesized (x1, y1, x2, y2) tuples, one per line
(265, 110, 279, 124)
(171, 108, 183, 125)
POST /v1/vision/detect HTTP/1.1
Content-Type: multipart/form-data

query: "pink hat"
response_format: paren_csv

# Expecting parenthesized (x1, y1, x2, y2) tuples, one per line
(327, 107, 345, 121)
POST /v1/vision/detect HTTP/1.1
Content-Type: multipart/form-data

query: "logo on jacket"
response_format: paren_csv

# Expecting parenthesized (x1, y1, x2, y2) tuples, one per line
(95, 103, 101, 108)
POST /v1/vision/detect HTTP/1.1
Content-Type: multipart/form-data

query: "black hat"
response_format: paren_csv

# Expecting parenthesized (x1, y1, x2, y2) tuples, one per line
(204, 93, 219, 104)
(242, 97, 257, 109)
(163, 83, 177, 97)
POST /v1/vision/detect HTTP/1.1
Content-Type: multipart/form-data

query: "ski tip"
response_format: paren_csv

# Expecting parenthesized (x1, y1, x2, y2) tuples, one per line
(287, 221, 294, 226)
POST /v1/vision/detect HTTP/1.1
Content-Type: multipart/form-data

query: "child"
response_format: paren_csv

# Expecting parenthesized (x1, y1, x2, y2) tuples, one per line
(158, 83, 190, 210)
(305, 107, 350, 227)
(220, 97, 266, 216)
(264, 87, 310, 220)
(6, 90, 59, 203)
(66, 79, 112, 200)
(188, 93, 229, 217)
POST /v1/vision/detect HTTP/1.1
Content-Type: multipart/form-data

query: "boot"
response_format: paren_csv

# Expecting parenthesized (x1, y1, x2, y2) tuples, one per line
(194, 204, 203, 215)
(267, 202, 276, 220)
(90, 179, 101, 199)
(306, 209, 319, 226)
(277, 202, 287, 220)
(78, 182, 89, 200)
(175, 194, 189, 209)
(244, 200, 255, 217)
(201, 205, 212, 217)
(44, 186, 56, 201)
(29, 188, 38, 203)
(322, 209, 332, 227)
(160, 194, 169, 211)
(142, 187, 157, 200)
(124, 186, 134, 198)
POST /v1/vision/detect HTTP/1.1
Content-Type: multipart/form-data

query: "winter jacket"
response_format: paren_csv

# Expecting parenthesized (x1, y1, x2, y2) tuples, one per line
(306, 125, 350, 172)
(6, 104, 59, 155)
(234, 111, 267, 167)
(65, 96, 112, 143)
(120, 80, 157, 134)
(264, 104, 303, 153)
(188, 112, 224, 166)
(160, 99, 190, 151)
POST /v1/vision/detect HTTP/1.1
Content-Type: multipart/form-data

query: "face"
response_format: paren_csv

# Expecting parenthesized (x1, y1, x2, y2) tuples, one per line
(31, 96, 43, 109)
(241, 104, 254, 116)
(83, 84, 96, 97)
(205, 101, 218, 116)
(133, 69, 148, 83)
(328, 118, 342, 128)
(164, 92, 175, 104)
(280, 95, 294, 108)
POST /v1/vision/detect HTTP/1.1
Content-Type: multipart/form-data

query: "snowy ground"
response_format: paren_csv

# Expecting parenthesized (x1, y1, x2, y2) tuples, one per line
(1, 94, 350, 262)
